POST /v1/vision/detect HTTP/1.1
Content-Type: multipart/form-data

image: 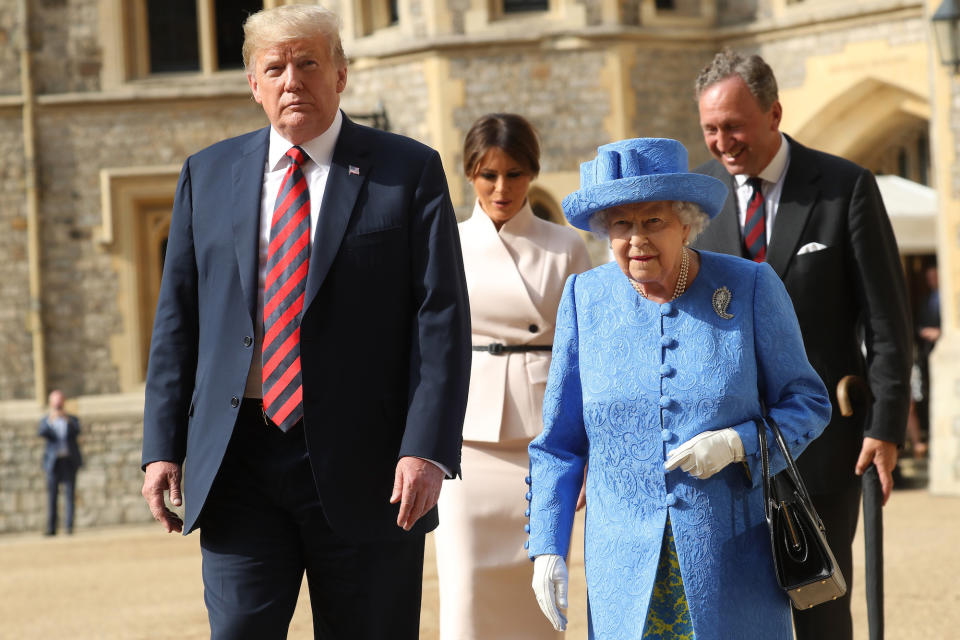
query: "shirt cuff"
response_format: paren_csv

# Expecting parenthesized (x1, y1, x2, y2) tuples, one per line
(418, 457, 453, 478)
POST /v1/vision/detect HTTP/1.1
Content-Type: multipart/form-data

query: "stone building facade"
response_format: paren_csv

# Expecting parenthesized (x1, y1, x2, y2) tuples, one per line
(0, 0, 957, 534)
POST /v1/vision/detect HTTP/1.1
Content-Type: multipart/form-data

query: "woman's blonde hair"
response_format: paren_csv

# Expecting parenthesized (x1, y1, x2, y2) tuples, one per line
(242, 5, 346, 72)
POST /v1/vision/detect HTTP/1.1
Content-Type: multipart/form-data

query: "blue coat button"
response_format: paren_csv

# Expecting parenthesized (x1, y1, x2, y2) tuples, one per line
(665, 493, 677, 506)
(525, 508, 531, 517)
(806, 430, 816, 438)
(659, 395, 672, 409)
(660, 335, 674, 348)
(242, 336, 253, 347)
(661, 429, 672, 441)
(524, 524, 530, 533)
(525, 476, 531, 485)
(660, 302, 673, 316)
(526, 492, 532, 501)
(659, 364, 674, 376)
(524, 541, 530, 549)
(230, 396, 240, 408)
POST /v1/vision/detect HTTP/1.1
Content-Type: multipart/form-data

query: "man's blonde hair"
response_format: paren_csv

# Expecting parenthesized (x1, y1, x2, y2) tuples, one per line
(242, 4, 346, 72)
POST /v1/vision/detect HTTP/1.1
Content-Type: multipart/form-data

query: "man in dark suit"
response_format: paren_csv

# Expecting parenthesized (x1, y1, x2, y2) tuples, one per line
(692, 50, 910, 640)
(38, 389, 83, 536)
(140, 5, 470, 638)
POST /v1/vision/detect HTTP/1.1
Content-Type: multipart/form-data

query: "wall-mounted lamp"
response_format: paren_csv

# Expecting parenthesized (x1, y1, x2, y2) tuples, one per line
(933, 0, 960, 73)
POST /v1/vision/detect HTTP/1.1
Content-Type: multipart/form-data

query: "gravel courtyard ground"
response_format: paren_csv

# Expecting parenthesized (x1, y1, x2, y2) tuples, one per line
(0, 487, 956, 639)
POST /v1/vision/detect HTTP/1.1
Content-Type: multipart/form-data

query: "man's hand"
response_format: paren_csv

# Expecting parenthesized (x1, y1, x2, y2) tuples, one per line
(390, 456, 444, 531)
(142, 461, 184, 533)
(855, 437, 899, 505)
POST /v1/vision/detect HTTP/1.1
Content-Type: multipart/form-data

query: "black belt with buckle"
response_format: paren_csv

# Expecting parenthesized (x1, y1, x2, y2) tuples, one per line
(472, 343, 552, 356)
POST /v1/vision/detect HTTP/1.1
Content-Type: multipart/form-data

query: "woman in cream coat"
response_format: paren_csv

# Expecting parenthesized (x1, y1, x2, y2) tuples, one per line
(434, 113, 591, 640)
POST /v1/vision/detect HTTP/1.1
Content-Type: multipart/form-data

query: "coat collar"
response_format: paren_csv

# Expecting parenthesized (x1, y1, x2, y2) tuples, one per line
(462, 201, 546, 329)
(231, 127, 271, 324)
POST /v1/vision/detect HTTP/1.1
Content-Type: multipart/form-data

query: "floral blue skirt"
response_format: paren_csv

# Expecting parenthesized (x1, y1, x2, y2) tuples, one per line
(642, 518, 695, 639)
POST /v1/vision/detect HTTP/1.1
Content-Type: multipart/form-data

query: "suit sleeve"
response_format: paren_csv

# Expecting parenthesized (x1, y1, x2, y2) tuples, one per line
(527, 274, 588, 559)
(141, 160, 199, 469)
(847, 169, 912, 444)
(398, 150, 471, 477)
(733, 263, 832, 486)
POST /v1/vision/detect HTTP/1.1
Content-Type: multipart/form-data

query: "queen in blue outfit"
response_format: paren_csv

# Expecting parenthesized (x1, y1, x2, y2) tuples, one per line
(526, 138, 831, 640)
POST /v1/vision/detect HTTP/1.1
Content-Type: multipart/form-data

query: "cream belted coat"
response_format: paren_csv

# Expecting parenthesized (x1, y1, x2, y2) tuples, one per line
(460, 201, 592, 443)
(434, 200, 590, 640)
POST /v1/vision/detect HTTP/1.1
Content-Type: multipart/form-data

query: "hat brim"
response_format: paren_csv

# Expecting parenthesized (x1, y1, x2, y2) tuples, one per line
(562, 173, 729, 231)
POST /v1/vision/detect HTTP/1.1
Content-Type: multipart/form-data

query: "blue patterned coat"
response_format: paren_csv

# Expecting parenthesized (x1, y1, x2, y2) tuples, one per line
(527, 251, 831, 640)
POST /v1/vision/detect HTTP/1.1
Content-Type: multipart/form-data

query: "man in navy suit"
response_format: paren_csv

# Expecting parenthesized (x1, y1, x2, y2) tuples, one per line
(140, 5, 470, 638)
(692, 50, 911, 640)
(38, 389, 83, 536)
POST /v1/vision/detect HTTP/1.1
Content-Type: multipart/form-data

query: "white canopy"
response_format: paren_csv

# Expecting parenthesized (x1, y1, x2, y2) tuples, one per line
(875, 174, 938, 254)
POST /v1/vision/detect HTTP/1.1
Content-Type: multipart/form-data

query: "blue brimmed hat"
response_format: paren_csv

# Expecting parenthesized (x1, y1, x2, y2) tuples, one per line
(561, 138, 729, 231)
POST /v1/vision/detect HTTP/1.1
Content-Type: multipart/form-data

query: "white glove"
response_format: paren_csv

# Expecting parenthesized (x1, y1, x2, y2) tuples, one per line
(532, 554, 568, 631)
(664, 428, 745, 479)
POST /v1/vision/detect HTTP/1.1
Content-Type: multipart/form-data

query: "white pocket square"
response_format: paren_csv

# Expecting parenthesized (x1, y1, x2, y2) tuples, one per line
(797, 242, 828, 255)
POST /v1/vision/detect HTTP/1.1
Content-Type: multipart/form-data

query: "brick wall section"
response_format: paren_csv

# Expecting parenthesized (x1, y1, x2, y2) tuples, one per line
(0, 114, 33, 400)
(632, 45, 717, 168)
(0, 4, 22, 95)
(449, 48, 610, 203)
(750, 15, 927, 91)
(0, 409, 150, 534)
(31, 0, 101, 94)
(342, 60, 432, 145)
(36, 99, 267, 397)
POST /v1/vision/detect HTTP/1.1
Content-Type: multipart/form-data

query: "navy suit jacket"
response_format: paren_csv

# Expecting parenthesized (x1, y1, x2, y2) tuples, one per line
(38, 414, 83, 473)
(693, 136, 911, 493)
(142, 115, 471, 539)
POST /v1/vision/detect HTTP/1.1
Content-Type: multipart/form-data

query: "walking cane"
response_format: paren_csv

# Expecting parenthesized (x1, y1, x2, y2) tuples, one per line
(837, 375, 883, 640)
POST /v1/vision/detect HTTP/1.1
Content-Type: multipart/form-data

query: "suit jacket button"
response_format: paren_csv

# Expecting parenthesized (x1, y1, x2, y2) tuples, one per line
(528, 324, 539, 333)
(230, 396, 240, 408)
(242, 336, 253, 347)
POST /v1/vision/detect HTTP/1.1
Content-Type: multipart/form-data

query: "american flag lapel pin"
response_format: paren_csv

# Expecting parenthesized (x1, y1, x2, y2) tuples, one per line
(349, 165, 360, 176)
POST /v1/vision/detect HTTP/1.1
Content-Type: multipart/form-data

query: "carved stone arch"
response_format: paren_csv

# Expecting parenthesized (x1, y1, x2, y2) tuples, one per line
(792, 78, 929, 170)
(527, 186, 564, 225)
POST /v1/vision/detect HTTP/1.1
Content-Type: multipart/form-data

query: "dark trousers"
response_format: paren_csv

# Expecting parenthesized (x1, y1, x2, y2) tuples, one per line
(793, 485, 862, 640)
(199, 400, 425, 640)
(46, 457, 77, 534)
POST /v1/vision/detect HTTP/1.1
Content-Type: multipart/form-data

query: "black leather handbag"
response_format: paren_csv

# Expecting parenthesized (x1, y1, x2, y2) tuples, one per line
(756, 416, 847, 610)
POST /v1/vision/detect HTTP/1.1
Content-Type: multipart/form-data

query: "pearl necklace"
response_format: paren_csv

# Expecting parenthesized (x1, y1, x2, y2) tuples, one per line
(630, 248, 690, 302)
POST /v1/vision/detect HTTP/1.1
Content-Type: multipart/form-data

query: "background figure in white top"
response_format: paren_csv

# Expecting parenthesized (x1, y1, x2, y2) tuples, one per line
(434, 113, 591, 640)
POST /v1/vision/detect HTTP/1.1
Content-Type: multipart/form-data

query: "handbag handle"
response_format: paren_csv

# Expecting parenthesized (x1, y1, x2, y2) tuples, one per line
(755, 416, 825, 533)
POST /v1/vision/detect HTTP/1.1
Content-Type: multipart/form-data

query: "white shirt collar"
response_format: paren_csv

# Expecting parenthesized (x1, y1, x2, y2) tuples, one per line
(734, 133, 790, 187)
(267, 109, 343, 172)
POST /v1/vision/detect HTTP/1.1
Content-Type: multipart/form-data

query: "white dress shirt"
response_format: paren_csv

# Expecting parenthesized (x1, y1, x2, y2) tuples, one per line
(732, 133, 791, 242)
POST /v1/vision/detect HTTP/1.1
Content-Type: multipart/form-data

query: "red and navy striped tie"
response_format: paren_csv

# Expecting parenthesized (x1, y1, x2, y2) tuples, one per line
(743, 177, 766, 262)
(263, 146, 310, 431)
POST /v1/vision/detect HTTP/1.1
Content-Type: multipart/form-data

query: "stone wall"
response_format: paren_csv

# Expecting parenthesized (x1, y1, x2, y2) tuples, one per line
(36, 98, 267, 397)
(0, 112, 32, 401)
(0, 401, 150, 534)
(0, 3, 22, 96)
(342, 59, 432, 145)
(449, 47, 610, 203)
(631, 44, 717, 168)
(31, 0, 102, 94)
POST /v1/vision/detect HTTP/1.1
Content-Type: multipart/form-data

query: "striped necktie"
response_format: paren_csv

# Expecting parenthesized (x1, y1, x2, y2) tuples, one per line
(262, 146, 310, 431)
(743, 177, 766, 262)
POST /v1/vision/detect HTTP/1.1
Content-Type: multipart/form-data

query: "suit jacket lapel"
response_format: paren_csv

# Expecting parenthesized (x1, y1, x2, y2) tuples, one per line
(231, 128, 270, 324)
(767, 137, 819, 278)
(304, 116, 371, 312)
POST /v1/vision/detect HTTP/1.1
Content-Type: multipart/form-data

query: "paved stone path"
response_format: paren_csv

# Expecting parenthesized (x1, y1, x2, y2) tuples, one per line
(0, 488, 956, 639)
